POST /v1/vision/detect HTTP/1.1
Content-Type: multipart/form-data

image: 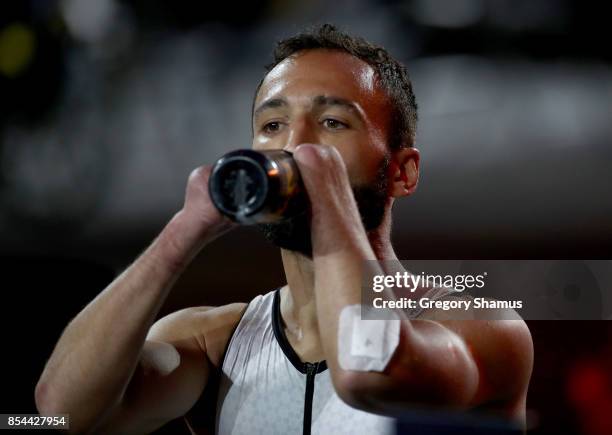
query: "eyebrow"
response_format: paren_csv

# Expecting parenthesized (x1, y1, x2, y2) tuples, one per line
(253, 98, 287, 118)
(312, 95, 359, 114)
(253, 95, 363, 121)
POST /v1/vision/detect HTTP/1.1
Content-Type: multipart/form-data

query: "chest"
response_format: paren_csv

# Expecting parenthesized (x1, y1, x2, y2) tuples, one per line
(215, 347, 394, 435)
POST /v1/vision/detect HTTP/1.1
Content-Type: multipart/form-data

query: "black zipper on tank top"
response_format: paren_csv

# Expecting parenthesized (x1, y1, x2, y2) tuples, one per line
(303, 361, 319, 435)
(272, 289, 328, 435)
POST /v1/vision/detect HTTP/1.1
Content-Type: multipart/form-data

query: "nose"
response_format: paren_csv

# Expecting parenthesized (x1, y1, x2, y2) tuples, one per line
(283, 117, 318, 153)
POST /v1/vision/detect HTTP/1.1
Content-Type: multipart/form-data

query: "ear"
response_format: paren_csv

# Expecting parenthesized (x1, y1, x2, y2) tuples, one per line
(389, 147, 420, 198)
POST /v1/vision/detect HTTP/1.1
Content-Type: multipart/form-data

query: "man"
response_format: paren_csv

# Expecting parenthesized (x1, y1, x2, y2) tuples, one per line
(35, 24, 533, 434)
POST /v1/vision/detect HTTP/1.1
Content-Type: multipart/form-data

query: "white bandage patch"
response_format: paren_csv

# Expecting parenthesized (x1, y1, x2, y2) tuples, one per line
(338, 305, 400, 372)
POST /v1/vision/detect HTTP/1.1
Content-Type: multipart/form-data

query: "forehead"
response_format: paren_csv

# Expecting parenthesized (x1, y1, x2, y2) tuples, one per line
(255, 49, 389, 113)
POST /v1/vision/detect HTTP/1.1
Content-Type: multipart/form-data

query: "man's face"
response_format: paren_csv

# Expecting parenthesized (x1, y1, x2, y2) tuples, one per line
(252, 49, 393, 256)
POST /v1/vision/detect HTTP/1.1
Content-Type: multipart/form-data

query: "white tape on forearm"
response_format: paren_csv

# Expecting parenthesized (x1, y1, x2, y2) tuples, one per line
(338, 305, 400, 372)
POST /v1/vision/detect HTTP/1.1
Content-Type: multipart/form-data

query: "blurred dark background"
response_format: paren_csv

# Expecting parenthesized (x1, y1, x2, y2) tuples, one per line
(0, 0, 610, 434)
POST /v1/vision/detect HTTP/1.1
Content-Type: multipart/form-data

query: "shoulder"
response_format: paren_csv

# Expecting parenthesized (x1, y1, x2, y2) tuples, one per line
(419, 294, 533, 417)
(150, 302, 249, 367)
(201, 303, 249, 367)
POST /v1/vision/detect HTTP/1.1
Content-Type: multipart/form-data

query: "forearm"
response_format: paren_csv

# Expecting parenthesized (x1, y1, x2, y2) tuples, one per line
(312, 219, 477, 411)
(317, 271, 477, 411)
(35, 211, 219, 427)
(317, 266, 478, 412)
(310, 212, 378, 387)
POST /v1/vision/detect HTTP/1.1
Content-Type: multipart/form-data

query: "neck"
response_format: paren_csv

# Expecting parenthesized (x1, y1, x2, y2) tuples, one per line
(366, 206, 397, 262)
(279, 209, 397, 359)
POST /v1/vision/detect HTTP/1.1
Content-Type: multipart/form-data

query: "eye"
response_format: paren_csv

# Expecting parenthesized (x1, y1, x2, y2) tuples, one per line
(261, 121, 283, 134)
(322, 118, 348, 130)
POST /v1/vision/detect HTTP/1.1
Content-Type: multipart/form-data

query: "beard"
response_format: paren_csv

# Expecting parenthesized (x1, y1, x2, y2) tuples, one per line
(257, 156, 390, 258)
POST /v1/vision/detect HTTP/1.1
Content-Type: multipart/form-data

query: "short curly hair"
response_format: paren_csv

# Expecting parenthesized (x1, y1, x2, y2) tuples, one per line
(253, 24, 418, 150)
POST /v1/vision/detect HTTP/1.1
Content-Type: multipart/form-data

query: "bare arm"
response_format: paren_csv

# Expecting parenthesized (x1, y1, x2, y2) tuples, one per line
(93, 303, 246, 435)
(293, 144, 533, 423)
(35, 166, 235, 434)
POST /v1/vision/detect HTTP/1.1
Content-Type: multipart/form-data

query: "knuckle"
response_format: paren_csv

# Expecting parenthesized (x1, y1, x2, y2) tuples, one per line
(188, 167, 202, 182)
(294, 144, 346, 176)
(315, 145, 340, 163)
(188, 166, 210, 184)
(318, 144, 334, 159)
(321, 148, 345, 171)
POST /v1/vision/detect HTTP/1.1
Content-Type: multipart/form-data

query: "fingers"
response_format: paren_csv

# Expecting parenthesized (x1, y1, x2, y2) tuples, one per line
(293, 144, 353, 206)
(293, 144, 365, 242)
(183, 164, 235, 233)
(293, 143, 346, 177)
(293, 144, 369, 256)
(187, 165, 213, 191)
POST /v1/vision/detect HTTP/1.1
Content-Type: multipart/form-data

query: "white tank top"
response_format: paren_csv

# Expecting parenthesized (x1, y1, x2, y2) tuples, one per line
(215, 288, 394, 435)
(211, 286, 454, 435)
